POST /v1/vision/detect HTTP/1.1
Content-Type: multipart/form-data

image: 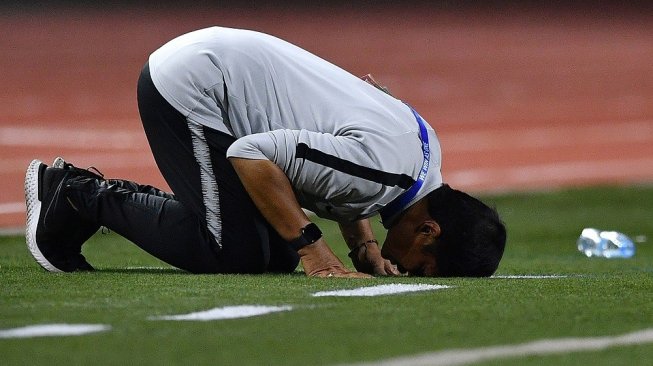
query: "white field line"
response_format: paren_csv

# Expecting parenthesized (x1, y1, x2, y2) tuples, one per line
(441, 120, 653, 152)
(0, 324, 111, 339)
(0, 227, 24, 236)
(346, 328, 653, 366)
(0, 202, 24, 215)
(0, 151, 156, 174)
(0, 125, 144, 150)
(447, 157, 653, 189)
(3, 120, 650, 152)
(148, 305, 293, 321)
(492, 275, 568, 279)
(312, 284, 450, 297)
(2, 155, 651, 220)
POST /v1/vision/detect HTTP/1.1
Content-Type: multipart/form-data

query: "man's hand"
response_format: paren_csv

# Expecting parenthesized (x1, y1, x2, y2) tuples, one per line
(229, 158, 370, 279)
(299, 239, 372, 278)
(349, 240, 402, 276)
(338, 219, 401, 276)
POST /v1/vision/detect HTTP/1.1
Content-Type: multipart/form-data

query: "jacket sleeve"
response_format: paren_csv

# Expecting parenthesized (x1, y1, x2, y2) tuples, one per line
(226, 128, 414, 221)
(226, 129, 300, 173)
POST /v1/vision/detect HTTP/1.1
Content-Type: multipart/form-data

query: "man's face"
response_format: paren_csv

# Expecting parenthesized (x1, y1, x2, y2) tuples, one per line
(381, 216, 439, 276)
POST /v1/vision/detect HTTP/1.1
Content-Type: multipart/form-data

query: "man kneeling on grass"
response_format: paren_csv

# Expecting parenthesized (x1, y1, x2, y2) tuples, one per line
(24, 27, 506, 278)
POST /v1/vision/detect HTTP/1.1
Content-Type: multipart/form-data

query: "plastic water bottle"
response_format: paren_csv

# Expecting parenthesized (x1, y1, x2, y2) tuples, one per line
(577, 228, 635, 258)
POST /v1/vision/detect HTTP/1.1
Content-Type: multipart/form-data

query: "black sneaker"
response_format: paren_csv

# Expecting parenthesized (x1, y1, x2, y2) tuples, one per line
(53, 156, 105, 250)
(25, 159, 95, 272)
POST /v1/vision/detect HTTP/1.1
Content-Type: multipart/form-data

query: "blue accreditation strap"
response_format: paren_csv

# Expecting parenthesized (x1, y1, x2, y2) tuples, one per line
(379, 105, 430, 224)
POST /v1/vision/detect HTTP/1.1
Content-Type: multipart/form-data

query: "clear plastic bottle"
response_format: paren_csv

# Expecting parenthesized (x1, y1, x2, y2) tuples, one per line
(577, 228, 636, 258)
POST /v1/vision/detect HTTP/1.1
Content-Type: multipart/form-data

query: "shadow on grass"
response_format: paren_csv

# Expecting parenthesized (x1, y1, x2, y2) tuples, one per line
(97, 267, 188, 275)
(95, 267, 307, 276)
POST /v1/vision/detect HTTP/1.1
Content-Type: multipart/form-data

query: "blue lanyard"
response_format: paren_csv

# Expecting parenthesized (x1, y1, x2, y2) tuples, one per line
(380, 105, 430, 224)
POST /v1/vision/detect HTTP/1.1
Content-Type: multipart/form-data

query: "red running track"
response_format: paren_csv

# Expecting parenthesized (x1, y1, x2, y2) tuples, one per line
(1, 5, 652, 229)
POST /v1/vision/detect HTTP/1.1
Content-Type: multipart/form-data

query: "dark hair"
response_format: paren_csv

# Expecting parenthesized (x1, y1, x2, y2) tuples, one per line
(424, 184, 506, 277)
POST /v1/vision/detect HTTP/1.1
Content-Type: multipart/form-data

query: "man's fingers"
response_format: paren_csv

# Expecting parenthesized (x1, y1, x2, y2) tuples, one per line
(385, 267, 400, 276)
(370, 260, 401, 276)
(383, 260, 402, 276)
(385, 259, 401, 276)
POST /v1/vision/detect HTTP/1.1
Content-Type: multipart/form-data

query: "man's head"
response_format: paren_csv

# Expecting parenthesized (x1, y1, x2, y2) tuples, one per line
(381, 184, 506, 277)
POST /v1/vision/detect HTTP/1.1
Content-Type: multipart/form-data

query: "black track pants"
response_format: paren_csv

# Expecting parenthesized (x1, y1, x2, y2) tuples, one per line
(64, 63, 299, 273)
(66, 177, 221, 273)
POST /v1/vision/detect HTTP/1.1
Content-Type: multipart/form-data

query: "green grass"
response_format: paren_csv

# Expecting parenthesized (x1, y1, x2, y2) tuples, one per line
(1, 185, 652, 366)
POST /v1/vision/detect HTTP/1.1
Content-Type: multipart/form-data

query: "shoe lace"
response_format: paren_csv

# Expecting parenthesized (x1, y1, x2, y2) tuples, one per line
(63, 162, 105, 179)
(86, 166, 104, 179)
(43, 171, 70, 230)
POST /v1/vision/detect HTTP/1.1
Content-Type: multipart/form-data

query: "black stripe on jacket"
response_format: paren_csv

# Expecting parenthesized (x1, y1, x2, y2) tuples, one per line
(295, 143, 414, 189)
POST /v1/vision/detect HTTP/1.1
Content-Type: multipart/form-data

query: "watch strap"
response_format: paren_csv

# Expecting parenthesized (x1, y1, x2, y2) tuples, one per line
(289, 223, 322, 251)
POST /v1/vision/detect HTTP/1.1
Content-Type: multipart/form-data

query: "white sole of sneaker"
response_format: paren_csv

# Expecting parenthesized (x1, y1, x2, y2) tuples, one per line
(25, 159, 64, 273)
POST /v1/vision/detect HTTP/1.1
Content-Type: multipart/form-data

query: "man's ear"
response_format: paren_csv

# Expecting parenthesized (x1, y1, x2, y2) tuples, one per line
(419, 221, 441, 239)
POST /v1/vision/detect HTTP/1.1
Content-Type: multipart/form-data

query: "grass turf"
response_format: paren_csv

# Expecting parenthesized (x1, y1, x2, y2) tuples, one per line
(1, 185, 652, 365)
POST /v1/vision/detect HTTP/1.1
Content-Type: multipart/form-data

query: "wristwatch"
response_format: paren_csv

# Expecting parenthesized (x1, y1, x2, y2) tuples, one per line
(289, 223, 323, 251)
